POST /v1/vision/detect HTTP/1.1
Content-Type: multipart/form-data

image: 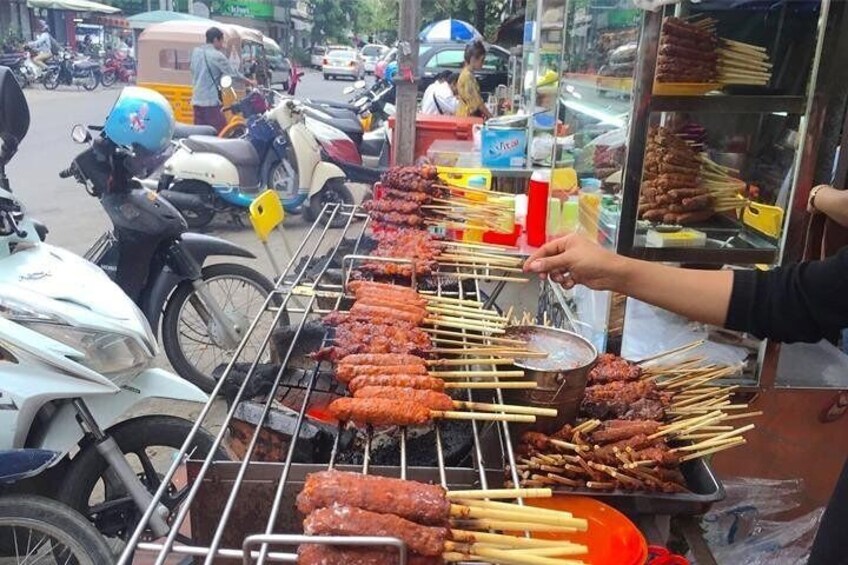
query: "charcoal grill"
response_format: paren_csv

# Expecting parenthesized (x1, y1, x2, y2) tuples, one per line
(119, 203, 532, 564)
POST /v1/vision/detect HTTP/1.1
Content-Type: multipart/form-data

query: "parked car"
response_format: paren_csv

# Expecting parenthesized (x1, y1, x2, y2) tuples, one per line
(360, 43, 388, 74)
(263, 36, 290, 86)
(374, 46, 396, 79)
(327, 44, 356, 53)
(310, 45, 326, 68)
(323, 49, 365, 80)
(417, 42, 510, 97)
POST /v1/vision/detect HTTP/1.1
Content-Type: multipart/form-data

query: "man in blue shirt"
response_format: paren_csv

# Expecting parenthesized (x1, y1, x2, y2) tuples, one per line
(27, 20, 53, 72)
(190, 27, 254, 132)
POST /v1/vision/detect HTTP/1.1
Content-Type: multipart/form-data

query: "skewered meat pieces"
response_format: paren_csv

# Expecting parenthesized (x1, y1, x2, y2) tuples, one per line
(314, 322, 432, 362)
(348, 374, 445, 394)
(354, 386, 454, 411)
(298, 545, 443, 565)
(367, 211, 425, 227)
(297, 470, 450, 526)
(350, 303, 426, 324)
(323, 311, 418, 329)
(382, 187, 431, 203)
(588, 353, 642, 384)
(353, 296, 428, 317)
(336, 363, 428, 383)
(362, 199, 421, 215)
(581, 381, 670, 421)
(348, 280, 420, 298)
(303, 505, 447, 557)
(339, 353, 426, 367)
(589, 419, 662, 444)
(359, 261, 434, 278)
(351, 288, 428, 308)
(329, 397, 432, 426)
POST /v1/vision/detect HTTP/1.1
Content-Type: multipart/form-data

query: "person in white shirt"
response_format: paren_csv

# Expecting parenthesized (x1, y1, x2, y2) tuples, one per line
(27, 20, 53, 71)
(421, 71, 459, 115)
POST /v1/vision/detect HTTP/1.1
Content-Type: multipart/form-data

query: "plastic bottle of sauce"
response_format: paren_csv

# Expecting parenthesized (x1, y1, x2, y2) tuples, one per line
(526, 169, 550, 247)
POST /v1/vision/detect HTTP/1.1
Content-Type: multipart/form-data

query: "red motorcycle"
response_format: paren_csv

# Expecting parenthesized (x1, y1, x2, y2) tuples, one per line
(99, 51, 135, 87)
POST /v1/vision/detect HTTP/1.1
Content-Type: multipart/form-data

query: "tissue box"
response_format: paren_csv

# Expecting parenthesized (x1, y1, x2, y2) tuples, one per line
(481, 126, 527, 168)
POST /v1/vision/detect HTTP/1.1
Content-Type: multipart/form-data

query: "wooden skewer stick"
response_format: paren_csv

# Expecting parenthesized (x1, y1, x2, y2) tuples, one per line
(636, 340, 705, 365)
(451, 518, 576, 533)
(438, 263, 526, 273)
(453, 400, 557, 417)
(652, 411, 724, 438)
(441, 240, 519, 252)
(680, 438, 747, 462)
(456, 498, 573, 519)
(433, 410, 535, 423)
(448, 487, 551, 500)
(497, 545, 588, 557)
(423, 327, 528, 345)
(439, 251, 524, 265)
(426, 318, 507, 335)
(450, 504, 587, 529)
(450, 545, 586, 565)
(444, 381, 538, 390)
(722, 38, 768, 53)
(427, 357, 516, 366)
(449, 530, 568, 549)
(721, 410, 763, 422)
(428, 313, 507, 328)
(430, 347, 547, 358)
(672, 423, 755, 453)
(421, 293, 484, 307)
(448, 273, 529, 283)
(427, 305, 508, 321)
(432, 370, 526, 378)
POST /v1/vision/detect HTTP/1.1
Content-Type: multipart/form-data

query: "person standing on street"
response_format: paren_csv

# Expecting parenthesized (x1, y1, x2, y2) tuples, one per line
(190, 27, 254, 132)
(456, 39, 491, 119)
(27, 20, 53, 72)
(421, 71, 459, 115)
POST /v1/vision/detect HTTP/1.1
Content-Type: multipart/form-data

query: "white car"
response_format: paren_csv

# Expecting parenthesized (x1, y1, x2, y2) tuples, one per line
(310, 45, 326, 69)
(360, 44, 388, 74)
(323, 49, 365, 81)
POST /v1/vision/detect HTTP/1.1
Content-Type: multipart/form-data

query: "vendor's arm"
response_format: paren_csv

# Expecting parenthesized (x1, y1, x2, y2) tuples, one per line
(524, 234, 848, 343)
(211, 50, 253, 85)
(809, 184, 848, 228)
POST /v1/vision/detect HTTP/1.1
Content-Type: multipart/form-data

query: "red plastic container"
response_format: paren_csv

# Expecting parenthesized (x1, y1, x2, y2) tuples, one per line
(483, 224, 521, 246)
(388, 114, 483, 164)
(526, 170, 550, 247)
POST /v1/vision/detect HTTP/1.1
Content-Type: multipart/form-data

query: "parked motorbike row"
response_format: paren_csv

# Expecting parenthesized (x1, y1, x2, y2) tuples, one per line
(156, 75, 396, 229)
(0, 67, 270, 561)
(0, 48, 135, 90)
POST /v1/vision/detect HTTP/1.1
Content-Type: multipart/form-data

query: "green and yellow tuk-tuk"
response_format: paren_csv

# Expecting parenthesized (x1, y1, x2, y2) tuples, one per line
(136, 20, 264, 124)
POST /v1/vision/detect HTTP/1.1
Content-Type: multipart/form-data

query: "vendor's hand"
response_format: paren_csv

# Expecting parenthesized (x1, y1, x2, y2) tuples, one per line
(808, 184, 830, 214)
(522, 233, 628, 291)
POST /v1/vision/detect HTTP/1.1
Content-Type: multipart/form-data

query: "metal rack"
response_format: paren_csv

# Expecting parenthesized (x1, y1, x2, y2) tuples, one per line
(119, 204, 530, 564)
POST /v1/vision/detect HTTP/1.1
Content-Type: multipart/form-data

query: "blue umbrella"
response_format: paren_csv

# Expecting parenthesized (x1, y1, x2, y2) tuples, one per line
(419, 19, 481, 43)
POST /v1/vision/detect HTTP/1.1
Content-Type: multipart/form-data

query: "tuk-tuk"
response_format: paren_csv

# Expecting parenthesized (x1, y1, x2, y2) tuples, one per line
(136, 20, 265, 123)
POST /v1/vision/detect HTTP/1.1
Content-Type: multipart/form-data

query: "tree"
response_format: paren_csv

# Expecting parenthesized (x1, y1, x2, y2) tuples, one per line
(420, 0, 507, 39)
(308, 0, 352, 44)
(356, 0, 398, 42)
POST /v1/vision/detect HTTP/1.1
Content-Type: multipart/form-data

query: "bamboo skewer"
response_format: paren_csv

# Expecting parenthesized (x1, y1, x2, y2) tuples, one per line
(449, 505, 587, 529)
(672, 423, 755, 452)
(423, 327, 527, 345)
(636, 340, 705, 365)
(433, 410, 535, 423)
(453, 400, 557, 417)
(438, 263, 526, 273)
(426, 357, 516, 366)
(426, 317, 507, 334)
(430, 347, 547, 358)
(432, 370, 524, 378)
(420, 293, 484, 307)
(427, 305, 508, 321)
(444, 381, 538, 390)
(679, 437, 746, 462)
(451, 519, 576, 533)
(449, 530, 569, 549)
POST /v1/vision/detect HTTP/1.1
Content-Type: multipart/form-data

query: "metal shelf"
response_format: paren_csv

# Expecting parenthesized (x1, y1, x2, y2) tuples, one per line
(650, 94, 806, 114)
(629, 245, 778, 265)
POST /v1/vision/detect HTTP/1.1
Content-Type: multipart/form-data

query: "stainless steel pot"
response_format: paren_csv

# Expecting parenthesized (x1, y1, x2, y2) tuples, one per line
(503, 325, 598, 434)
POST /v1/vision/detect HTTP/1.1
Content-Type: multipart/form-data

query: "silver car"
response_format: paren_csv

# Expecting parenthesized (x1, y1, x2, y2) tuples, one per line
(323, 49, 365, 81)
(360, 44, 388, 74)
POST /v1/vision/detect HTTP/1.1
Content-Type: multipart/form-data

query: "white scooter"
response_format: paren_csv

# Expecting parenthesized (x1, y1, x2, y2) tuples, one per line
(0, 67, 220, 543)
(160, 76, 367, 228)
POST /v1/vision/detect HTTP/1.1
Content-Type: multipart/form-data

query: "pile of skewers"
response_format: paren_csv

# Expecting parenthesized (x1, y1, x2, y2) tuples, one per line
(318, 281, 556, 428)
(297, 470, 592, 564)
(372, 166, 513, 233)
(356, 228, 527, 282)
(655, 17, 718, 83)
(512, 345, 759, 493)
(717, 38, 772, 86)
(639, 127, 747, 225)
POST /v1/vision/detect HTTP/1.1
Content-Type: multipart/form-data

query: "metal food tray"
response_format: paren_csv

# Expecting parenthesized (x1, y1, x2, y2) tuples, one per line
(550, 458, 725, 516)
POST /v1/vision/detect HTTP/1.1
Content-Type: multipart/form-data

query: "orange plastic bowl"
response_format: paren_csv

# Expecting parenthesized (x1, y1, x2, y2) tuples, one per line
(522, 496, 648, 565)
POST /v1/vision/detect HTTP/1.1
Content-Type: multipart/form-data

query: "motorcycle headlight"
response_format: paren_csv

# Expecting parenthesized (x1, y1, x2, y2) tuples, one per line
(18, 322, 151, 382)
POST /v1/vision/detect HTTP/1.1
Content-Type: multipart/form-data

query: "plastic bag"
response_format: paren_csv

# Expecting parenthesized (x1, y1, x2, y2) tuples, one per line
(692, 477, 824, 565)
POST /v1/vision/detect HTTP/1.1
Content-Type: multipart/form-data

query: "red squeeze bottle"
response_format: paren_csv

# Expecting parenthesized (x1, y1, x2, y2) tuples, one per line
(526, 170, 550, 247)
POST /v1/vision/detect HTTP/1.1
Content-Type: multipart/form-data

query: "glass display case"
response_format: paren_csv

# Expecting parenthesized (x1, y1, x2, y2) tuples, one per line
(534, 0, 835, 385)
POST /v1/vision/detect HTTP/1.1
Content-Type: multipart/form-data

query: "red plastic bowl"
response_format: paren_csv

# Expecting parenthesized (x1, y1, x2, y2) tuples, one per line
(522, 496, 648, 565)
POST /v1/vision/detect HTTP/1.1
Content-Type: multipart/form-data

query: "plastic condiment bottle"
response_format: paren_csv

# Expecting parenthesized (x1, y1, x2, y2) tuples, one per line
(562, 197, 579, 233)
(547, 197, 562, 239)
(526, 169, 550, 247)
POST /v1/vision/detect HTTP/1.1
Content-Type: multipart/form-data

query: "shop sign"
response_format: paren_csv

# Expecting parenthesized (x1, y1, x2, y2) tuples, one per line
(212, 0, 273, 20)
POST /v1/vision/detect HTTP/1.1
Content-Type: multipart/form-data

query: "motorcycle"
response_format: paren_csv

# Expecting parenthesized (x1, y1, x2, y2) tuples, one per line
(0, 449, 114, 564)
(43, 51, 99, 91)
(0, 51, 39, 88)
(99, 51, 135, 87)
(62, 123, 277, 394)
(0, 66, 224, 547)
(162, 76, 362, 229)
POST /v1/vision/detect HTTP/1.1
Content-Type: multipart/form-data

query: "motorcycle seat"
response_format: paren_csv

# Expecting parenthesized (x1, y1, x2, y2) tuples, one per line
(307, 99, 360, 112)
(173, 123, 217, 139)
(183, 136, 261, 187)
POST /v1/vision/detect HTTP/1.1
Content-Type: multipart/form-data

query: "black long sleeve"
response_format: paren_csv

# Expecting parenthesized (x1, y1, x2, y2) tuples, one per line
(725, 246, 848, 343)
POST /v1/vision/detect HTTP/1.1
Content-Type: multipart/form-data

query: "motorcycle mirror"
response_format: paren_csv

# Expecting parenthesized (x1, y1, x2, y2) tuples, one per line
(354, 79, 366, 89)
(220, 75, 233, 89)
(71, 124, 91, 144)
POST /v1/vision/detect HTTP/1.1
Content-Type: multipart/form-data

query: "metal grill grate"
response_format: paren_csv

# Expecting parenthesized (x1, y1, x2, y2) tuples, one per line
(120, 203, 528, 564)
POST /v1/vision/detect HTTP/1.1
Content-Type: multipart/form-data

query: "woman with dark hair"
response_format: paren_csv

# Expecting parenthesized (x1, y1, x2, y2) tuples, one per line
(421, 70, 459, 115)
(456, 39, 491, 119)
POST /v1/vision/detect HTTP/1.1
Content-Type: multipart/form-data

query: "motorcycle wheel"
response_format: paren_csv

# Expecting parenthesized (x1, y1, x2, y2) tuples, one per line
(82, 70, 98, 91)
(100, 68, 117, 87)
(307, 178, 354, 228)
(42, 69, 59, 90)
(0, 495, 114, 565)
(161, 263, 277, 393)
(57, 415, 228, 550)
